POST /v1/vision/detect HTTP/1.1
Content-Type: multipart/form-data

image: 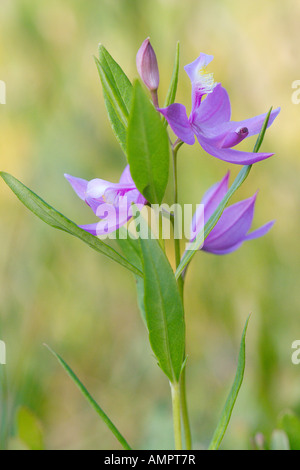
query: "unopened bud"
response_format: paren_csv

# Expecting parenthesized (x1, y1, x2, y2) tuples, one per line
(136, 38, 159, 92)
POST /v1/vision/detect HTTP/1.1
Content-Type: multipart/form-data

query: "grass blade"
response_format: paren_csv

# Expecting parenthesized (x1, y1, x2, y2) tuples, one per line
(208, 316, 250, 450)
(164, 42, 180, 108)
(45, 345, 132, 450)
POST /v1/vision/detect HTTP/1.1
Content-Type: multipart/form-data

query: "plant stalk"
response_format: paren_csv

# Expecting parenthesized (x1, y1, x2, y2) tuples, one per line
(172, 140, 192, 449)
(172, 142, 184, 296)
(180, 367, 192, 449)
(170, 382, 182, 450)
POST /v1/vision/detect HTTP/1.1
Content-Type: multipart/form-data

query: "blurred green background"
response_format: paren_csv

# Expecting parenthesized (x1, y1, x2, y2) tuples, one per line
(0, 0, 299, 450)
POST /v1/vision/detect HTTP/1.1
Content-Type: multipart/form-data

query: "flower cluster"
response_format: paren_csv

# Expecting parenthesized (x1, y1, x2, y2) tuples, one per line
(66, 38, 279, 256)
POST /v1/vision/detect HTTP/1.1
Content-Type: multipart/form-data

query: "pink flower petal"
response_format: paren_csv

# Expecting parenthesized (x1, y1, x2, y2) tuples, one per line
(64, 174, 88, 201)
(197, 134, 274, 164)
(158, 104, 195, 145)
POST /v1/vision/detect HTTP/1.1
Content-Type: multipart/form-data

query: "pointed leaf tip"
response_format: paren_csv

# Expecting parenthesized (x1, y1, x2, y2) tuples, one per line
(208, 315, 250, 450)
(45, 344, 132, 450)
(96, 46, 133, 154)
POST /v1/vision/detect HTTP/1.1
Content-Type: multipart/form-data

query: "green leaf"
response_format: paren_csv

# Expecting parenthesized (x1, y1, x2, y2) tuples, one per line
(45, 345, 132, 450)
(270, 430, 290, 450)
(116, 228, 146, 325)
(127, 80, 170, 204)
(175, 107, 273, 280)
(0, 172, 142, 278)
(163, 42, 180, 109)
(136, 214, 185, 383)
(115, 227, 143, 272)
(17, 407, 44, 451)
(135, 276, 146, 325)
(96, 45, 133, 154)
(208, 315, 250, 450)
(278, 412, 300, 450)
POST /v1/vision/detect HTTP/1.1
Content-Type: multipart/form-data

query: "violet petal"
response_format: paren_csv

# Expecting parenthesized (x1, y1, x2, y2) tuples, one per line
(192, 83, 231, 127)
(244, 220, 275, 241)
(158, 103, 195, 145)
(64, 174, 88, 201)
(204, 195, 257, 250)
(197, 134, 274, 164)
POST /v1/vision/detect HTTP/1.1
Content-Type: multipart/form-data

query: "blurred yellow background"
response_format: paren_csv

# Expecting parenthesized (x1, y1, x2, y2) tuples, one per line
(0, 0, 299, 449)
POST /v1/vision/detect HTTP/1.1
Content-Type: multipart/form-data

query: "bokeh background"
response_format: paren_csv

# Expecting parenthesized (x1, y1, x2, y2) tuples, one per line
(0, 0, 299, 450)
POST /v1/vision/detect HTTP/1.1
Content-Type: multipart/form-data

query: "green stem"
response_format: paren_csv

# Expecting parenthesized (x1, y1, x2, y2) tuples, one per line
(171, 382, 182, 450)
(172, 142, 183, 296)
(171, 140, 192, 449)
(180, 367, 192, 450)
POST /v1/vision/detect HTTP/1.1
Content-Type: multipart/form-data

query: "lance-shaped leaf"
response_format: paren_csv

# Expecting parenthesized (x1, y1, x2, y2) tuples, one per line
(0, 172, 142, 277)
(127, 80, 170, 204)
(45, 345, 132, 450)
(208, 316, 250, 450)
(164, 42, 180, 108)
(116, 228, 146, 325)
(175, 108, 273, 280)
(135, 213, 185, 383)
(96, 45, 133, 154)
(162, 42, 180, 128)
(115, 227, 143, 273)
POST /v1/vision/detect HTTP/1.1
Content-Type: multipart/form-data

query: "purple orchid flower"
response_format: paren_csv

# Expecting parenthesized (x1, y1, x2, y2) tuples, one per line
(64, 165, 147, 236)
(191, 172, 275, 254)
(159, 53, 280, 165)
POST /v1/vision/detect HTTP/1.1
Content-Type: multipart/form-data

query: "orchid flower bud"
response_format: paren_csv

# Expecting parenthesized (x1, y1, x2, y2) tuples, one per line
(136, 38, 160, 93)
